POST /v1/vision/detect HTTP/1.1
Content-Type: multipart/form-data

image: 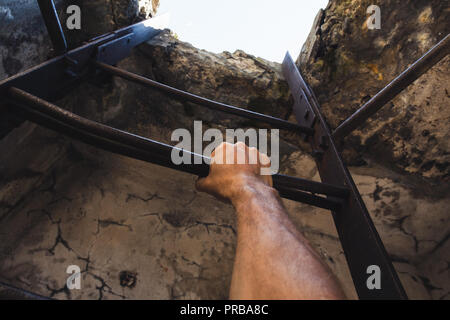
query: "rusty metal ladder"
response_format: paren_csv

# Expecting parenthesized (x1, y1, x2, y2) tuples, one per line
(1, 0, 449, 299)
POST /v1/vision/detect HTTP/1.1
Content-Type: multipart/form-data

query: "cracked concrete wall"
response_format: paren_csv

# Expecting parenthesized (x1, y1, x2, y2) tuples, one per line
(298, 0, 450, 181)
(0, 143, 237, 299)
(0, 0, 448, 300)
(0, 0, 54, 79)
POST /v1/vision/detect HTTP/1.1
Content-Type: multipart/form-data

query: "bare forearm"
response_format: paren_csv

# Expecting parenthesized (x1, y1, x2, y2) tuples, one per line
(230, 179, 346, 300)
(195, 142, 345, 300)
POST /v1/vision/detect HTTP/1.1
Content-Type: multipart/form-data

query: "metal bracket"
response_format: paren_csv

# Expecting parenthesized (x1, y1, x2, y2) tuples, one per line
(97, 34, 135, 65)
(282, 52, 316, 129)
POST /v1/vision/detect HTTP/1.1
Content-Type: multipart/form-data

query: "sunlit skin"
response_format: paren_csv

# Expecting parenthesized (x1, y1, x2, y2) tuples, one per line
(196, 142, 346, 300)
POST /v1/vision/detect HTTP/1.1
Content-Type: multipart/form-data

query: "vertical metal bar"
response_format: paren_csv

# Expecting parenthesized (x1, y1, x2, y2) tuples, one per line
(282, 53, 407, 299)
(333, 34, 449, 140)
(37, 0, 68, 54)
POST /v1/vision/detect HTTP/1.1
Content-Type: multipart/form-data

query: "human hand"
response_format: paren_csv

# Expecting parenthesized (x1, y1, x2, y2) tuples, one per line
(196, 142, 273, 204)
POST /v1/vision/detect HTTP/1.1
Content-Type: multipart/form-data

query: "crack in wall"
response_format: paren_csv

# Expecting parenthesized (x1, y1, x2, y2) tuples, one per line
(43, 210, 73, 256)
(164, 252, 213, 300)
(390, 214, 420, 253)
(46, 283, 71, 299)
(88, 272, 126, 300)
(185, 220, 236, 236)
(418, 275, 443, 292)
(183, 192, 198, 207)
(428, 232, 449, 255)
(95, 218, 133, 234)
(46, 196, 73, 207)
(181, 256, 203, 269)
(126, 192, 164, 203)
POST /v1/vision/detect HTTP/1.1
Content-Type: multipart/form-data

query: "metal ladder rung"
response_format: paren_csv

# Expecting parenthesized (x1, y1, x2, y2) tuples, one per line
(6, 87, 347, 211)
(94, 61, 314, 135)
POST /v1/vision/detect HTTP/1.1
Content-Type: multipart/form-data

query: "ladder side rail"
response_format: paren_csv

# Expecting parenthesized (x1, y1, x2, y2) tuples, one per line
(282, 53, 408, 300)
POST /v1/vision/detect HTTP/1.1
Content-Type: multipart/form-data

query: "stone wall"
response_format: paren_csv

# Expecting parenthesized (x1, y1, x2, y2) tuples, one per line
(0, 0, 158, 74)
(0, 0, 448, 300)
